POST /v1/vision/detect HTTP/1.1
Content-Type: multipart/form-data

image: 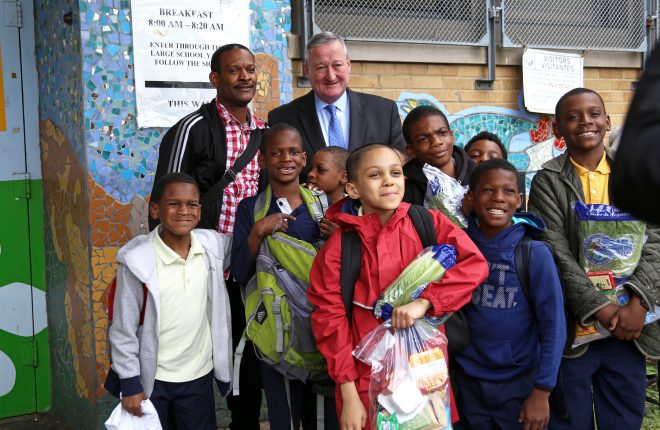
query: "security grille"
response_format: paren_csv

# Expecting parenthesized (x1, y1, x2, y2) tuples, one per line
(312, 0, 489, 45)
(502, 0, 646, 51)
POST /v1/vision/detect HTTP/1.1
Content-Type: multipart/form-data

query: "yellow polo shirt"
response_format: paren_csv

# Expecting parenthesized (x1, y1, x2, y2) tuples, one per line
(570, 152, 610, 205)
(153, 229, 213, 382)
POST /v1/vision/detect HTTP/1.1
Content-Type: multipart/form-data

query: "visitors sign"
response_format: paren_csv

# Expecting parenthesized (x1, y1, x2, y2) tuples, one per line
(523, 48, 584, 114)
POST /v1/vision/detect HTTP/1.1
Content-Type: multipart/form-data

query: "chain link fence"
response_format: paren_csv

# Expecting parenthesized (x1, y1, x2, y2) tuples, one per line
(311, 0, 489, 45)
(311, 0, 647, 51)
(502, 0, 646, 51)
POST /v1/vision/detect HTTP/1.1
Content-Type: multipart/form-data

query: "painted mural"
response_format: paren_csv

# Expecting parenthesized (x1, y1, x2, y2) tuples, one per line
(75, 0, 293, 428)
(397, 91, 566, 194)
(33, 0, 97, 425)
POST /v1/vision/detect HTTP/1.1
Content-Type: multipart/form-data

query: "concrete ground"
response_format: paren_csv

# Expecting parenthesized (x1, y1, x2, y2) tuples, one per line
(0, 414, 70, 429)
(0, 413, 272, 429)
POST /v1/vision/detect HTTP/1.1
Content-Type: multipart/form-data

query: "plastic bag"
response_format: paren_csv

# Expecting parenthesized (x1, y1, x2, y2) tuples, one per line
(572, 276, 660, 348)
(373, 245, 457, 326)
(105, 400, 163, 430)
(354, 320, 452, 430)
(423, 164, 468, 228)
(574, 202, 646, 284)
(572, 203, 653, 348)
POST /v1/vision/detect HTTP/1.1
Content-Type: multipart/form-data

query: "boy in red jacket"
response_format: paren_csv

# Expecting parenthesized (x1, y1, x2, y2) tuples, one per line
(307, 144, 488, 429)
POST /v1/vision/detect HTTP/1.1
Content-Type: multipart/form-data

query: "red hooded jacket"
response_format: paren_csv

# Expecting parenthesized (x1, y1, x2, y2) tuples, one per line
(308, 200, 488, 425)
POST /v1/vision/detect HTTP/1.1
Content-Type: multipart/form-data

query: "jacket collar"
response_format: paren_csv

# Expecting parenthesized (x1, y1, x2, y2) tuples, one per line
(402, 146, 475, 186)
(153, 228, 205, 265)
(298, 88, 363, 153)
(539, 147, 614, 201)
(118, 228, 221, 284)
(327, 198, 412, 239)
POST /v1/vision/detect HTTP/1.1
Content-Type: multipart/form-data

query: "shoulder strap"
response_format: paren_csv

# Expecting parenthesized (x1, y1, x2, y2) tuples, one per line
(199, 128, 264, 228)
(339, 205, 437, 325)
(300, 187, 329, 223)
(253, 186, 272, 223)
(408, 204, 438, 248)
(340, 230, 362, 324)
(107, 276, 148, 325)
(219, 127, 263, 191)
(515, 236, 533, 301)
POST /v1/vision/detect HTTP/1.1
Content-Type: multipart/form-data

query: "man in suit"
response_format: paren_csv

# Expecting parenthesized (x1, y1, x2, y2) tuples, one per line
(268, 31, 405, 178)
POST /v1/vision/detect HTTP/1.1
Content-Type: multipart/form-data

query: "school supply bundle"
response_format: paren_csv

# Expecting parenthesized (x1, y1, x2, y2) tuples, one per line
(572, 202, 658, 348)
(423, 164, 468, 228)
(373, 244, 457, 326)
(354, 320, 452, 430)
(240, 185, 329, 382)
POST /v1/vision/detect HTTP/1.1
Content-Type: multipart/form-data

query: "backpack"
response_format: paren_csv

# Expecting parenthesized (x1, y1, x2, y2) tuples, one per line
(103, 275, 148, 397)
(340, 206, 535, 355)
(241, 185, 329, 382)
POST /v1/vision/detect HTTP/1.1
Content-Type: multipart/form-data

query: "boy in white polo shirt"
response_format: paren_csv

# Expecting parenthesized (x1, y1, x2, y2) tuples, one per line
(108, 172, 233, 429)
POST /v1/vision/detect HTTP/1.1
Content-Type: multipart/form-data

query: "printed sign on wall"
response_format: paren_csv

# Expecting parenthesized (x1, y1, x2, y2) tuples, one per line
(131, 0, 250, 128)
(0, 47, 6, 132)
(523, 48, 584, 114)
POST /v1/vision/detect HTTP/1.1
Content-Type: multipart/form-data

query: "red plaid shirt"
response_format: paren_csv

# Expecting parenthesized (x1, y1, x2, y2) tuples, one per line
(215, 99, 265, 234)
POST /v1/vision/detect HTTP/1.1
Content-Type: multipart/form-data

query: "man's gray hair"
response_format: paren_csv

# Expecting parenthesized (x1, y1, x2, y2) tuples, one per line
(304, 31, 348, 64)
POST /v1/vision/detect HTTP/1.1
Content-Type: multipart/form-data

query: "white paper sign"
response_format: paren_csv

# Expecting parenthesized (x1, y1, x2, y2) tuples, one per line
(131, 0, 250, 128)
(522, 49, 584, 114)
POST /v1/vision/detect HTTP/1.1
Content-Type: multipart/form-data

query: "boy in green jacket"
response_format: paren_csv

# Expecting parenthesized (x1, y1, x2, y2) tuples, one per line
(528, 88, 660, 430)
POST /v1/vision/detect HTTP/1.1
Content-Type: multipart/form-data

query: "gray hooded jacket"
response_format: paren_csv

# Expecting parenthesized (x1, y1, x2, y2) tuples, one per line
(108, 228, 233, 397)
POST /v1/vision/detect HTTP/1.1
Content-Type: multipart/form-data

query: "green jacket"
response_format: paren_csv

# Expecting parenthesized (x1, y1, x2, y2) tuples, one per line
(528, 148, 660, 358)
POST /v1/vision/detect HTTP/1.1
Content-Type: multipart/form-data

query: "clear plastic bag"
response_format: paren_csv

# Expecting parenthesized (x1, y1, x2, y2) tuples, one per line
(571, 202, 652, 348)
(574, 201, 646, 284)
(423, 164, 468, 228)
(354, 320, 452, 430)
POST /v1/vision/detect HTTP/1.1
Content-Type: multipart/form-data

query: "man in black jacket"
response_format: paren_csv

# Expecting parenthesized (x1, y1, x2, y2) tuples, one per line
(611, 47, 660, 224)
(151, 43, 265, 430)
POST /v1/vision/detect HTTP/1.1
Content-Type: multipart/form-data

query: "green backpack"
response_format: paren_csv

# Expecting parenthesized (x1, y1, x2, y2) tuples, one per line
(241, 185, 328, 382)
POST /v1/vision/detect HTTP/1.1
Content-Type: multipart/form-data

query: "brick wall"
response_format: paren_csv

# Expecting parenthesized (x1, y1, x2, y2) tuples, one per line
(291, 60, 640, 129)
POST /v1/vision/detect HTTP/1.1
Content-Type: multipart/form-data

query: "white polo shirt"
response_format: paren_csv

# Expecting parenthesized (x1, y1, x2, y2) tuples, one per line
(153, 229, 213, 382)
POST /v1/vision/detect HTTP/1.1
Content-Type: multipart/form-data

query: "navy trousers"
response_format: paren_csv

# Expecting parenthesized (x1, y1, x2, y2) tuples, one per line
(549, 337, 646, 430)
(226, 276, 263, 430)
(150, 372, 216, 430)
(453, 366, 536, 430)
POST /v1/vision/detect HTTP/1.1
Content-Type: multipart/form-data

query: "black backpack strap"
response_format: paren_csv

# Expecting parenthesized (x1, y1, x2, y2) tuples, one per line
(407, 204, 438, 248)
(340, 230, 362, 325)
(199, 128, 264, 228)
(515, 235, 533, 301)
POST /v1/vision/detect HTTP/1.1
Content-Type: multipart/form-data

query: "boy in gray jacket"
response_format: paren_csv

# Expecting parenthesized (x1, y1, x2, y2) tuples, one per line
(107, 172, 233, 430)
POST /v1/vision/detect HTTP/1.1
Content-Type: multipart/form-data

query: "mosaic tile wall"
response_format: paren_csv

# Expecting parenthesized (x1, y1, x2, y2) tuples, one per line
(30, 0, 292, 426)
(75, 0, 292, 426)
(34, 0, 98, 428)
(397, 90, 567, 195)
(81, 0, 292, 206)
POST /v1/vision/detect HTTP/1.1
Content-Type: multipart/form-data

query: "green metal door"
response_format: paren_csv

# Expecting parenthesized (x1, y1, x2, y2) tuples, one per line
(0, 0, 50, 418)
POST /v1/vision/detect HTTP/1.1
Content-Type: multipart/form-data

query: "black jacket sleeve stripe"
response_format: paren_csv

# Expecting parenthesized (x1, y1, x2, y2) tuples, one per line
(168, 112, 204, 173)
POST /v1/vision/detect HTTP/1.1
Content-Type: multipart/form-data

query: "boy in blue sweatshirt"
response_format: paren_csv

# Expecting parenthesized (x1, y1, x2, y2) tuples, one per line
(454, 159, 566, 430)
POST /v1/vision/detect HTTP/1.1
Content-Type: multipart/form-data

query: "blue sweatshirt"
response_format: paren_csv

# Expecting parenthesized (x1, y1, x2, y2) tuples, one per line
(456, 213, 566, 390)
(231, 192, 323, 286)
